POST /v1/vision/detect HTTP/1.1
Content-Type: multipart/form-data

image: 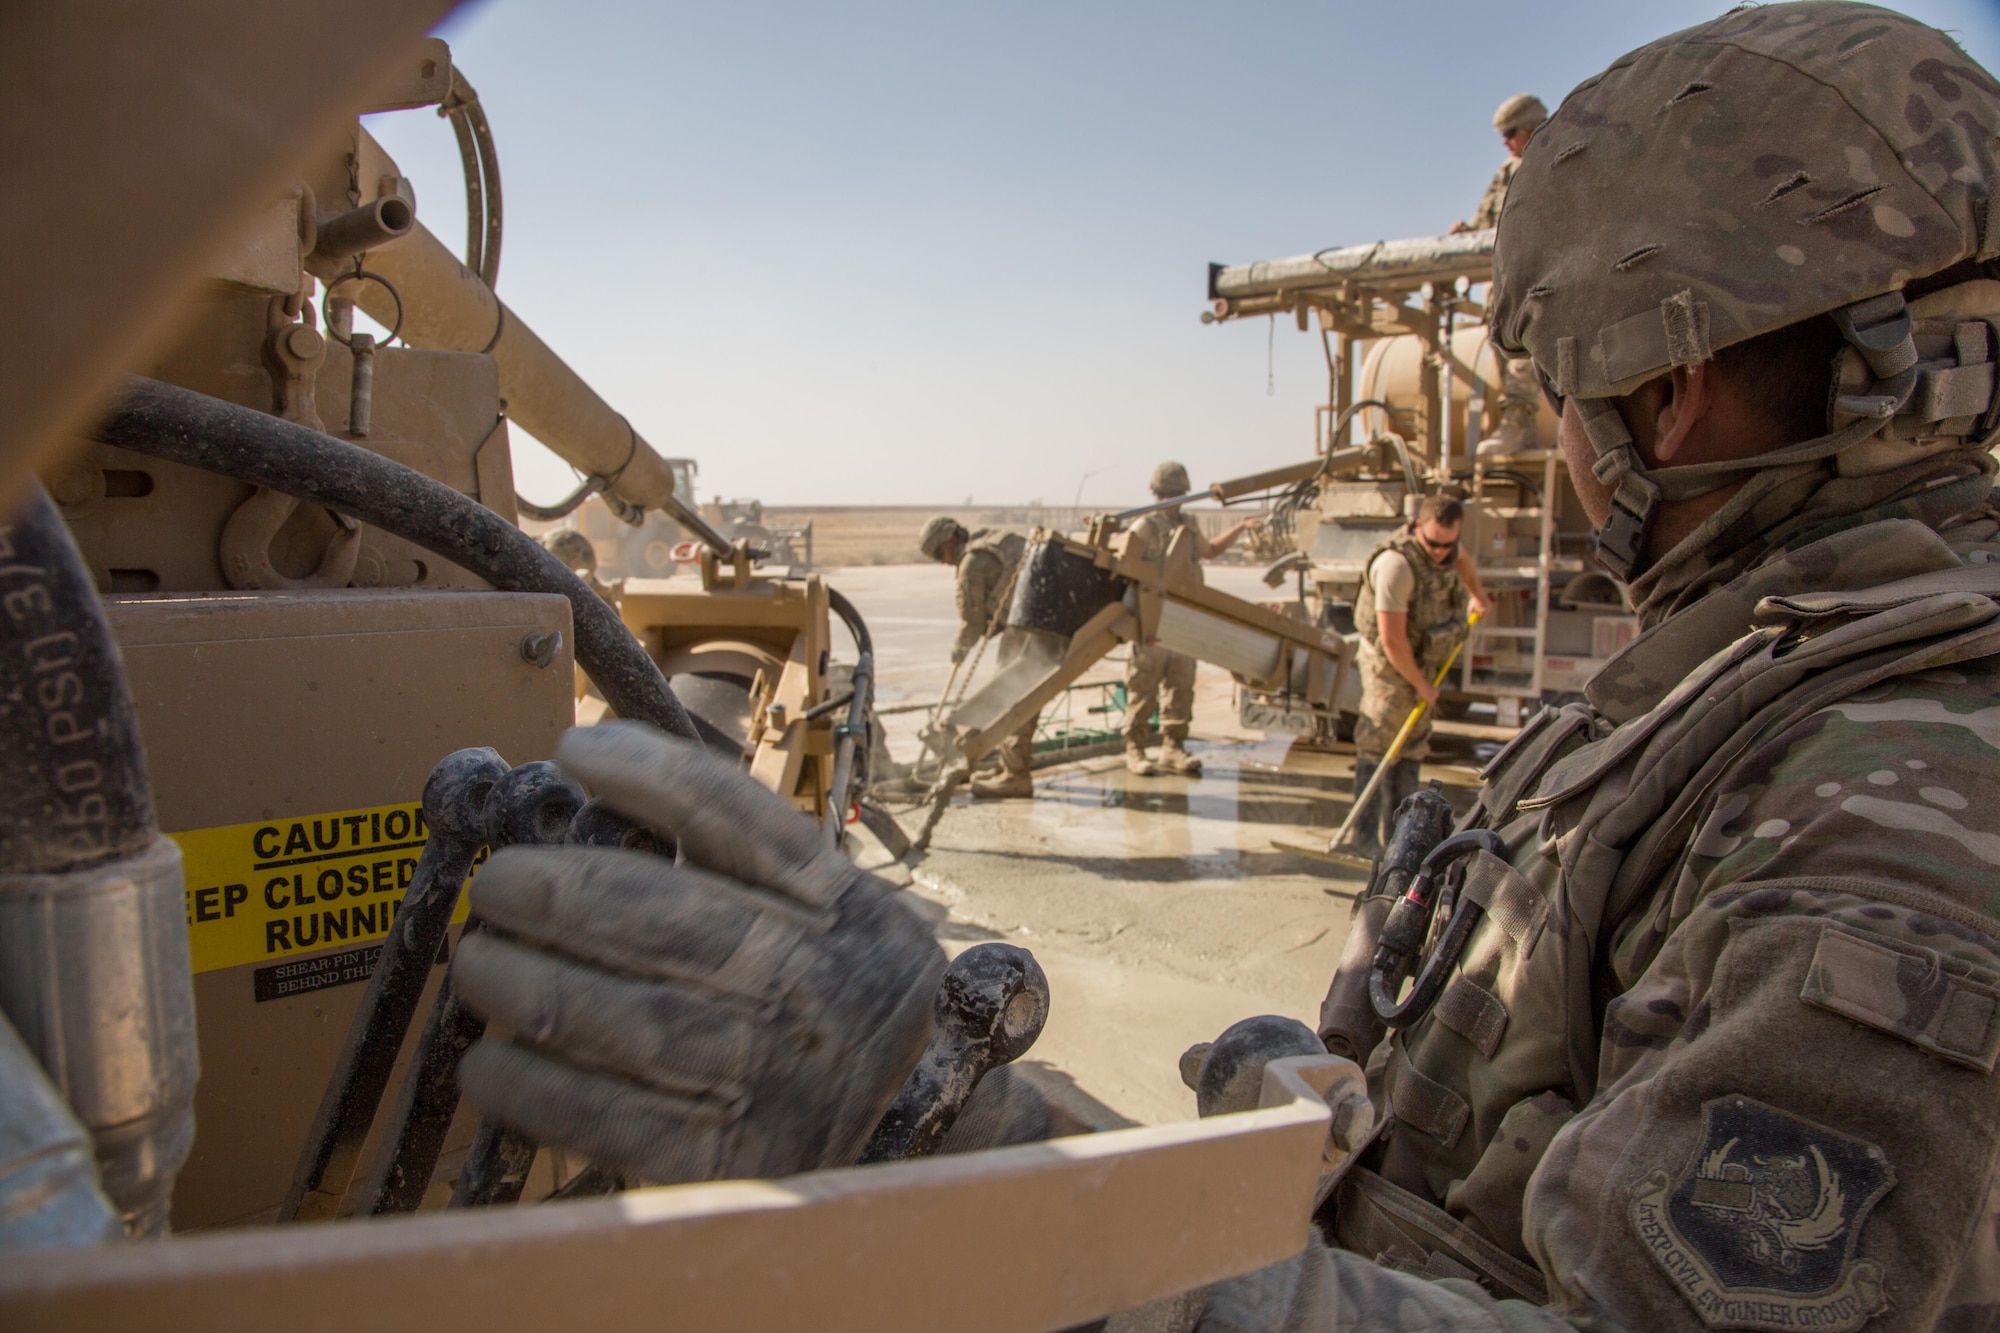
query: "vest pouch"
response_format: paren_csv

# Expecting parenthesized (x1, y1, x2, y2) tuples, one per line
(1441, 1091, 1576, 1271)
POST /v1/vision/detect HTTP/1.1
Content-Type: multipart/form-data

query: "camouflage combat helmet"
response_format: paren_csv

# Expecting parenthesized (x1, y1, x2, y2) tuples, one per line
(541, 528, 598, 574)
(1492, 93, 1546, 134)
(1491, 1, 2000, 581)
(918, 515, 968, 561)
(1150, 461, 1192, 497)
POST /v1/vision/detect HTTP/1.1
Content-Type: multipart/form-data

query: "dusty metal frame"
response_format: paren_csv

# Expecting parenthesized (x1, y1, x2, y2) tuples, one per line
(0, 1055, 1368, 1333)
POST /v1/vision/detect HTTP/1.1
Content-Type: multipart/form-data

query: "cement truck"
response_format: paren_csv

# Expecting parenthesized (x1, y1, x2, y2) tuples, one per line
(1204, 231, 1634, 735)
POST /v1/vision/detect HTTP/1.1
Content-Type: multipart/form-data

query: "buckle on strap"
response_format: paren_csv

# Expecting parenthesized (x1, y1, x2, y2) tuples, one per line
(1592, 468, 1660, 583)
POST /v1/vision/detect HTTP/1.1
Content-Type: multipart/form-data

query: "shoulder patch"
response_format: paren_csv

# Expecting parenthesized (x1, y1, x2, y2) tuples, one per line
(1630, 1096, 1895, 1333)
(1802, 924, 2000, 1072)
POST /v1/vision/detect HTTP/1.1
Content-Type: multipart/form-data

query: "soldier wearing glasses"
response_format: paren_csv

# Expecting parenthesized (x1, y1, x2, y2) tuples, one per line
(1350, 495, 1488, 854)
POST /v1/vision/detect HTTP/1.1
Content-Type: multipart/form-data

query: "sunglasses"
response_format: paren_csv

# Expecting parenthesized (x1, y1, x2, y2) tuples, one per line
(1416, 531, 1459, 555)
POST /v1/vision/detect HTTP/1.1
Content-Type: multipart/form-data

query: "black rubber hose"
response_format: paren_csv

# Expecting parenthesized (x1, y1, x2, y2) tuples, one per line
(822, 586, 875, 840)
(827, 585, 875, 663)
(93, 377, 707, 747)
(0, 483, 157, 874)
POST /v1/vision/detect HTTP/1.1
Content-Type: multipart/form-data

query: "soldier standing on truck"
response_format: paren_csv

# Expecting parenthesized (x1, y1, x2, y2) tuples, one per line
(1349, 495, 1488, 855)
(443, 7, 2000, 1328)
(1454, 93, 1549, 455)
(918, 515, 1038, 799)
(1123, 461, 1264, 778)
(1450, 93, 1545, 235)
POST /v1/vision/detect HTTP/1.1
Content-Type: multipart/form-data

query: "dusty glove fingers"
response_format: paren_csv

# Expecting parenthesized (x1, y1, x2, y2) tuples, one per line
(457, 1040, 734, 1186)
(454, 931, 766, 1092)
(459, 846, 946, 1178)
(468, 845, 822, 997)
(554, 722, 858, 908)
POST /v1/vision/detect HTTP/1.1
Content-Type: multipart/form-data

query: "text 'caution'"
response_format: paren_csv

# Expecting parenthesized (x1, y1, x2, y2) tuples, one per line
(171, 802, 481, 975)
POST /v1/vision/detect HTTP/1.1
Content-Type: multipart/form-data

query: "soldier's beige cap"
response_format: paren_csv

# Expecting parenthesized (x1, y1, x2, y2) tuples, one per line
(1492, 94, 1547, 133)
(1492, 1, 2000, 400)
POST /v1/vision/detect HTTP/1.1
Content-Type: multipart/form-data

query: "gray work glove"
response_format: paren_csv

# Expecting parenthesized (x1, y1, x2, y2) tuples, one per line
(453, 721, 946, 1184)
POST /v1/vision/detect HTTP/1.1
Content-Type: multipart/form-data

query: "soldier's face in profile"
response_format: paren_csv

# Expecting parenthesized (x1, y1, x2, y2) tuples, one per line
(1415, 520, 1460, 563)
(1501, 126, 1532, 158)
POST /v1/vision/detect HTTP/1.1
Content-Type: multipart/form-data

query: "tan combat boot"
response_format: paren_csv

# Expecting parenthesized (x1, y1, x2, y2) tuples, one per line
(1124, 742, 1158, 777)
(1158, 739, 1203, 776)
(969, 770, 1034, 800)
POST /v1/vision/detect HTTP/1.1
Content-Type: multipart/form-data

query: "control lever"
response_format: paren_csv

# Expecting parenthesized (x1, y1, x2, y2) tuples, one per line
(279, 748, 508, 1222)
(354, 761, 584, 1214)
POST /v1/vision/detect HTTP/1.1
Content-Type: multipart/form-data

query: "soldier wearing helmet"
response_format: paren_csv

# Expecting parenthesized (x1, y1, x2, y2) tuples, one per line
(540, 527, 620, 605)
(1196, 5, 2000, 1326)
(1453, 93, 1550, 453)
(919, 513, 1037, 798)
(1121, 462, 1263, 777)
(1449, 92, 1546, 237)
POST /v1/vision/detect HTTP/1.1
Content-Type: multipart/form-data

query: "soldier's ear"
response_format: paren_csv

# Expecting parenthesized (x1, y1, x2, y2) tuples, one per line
(1650, 363, 1714, 464)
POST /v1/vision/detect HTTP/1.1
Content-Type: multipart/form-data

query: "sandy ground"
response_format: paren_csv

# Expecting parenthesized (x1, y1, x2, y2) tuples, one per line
(823, 563, 1488, 1128)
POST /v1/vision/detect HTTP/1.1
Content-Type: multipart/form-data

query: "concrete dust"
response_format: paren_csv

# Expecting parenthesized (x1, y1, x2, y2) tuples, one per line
(829, 563, 1485, 1128)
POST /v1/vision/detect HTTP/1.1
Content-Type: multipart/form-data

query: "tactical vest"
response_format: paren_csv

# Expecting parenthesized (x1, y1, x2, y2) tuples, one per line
(1129, 509, 1206, 582)
(966, 529, 1026, 579)
(1355, 531, 1470, 674)
(1329, 517, 2000, 1302)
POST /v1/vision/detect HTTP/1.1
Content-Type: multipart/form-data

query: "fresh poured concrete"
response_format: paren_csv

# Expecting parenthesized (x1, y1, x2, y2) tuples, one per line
(828, 563, 1486, 1127)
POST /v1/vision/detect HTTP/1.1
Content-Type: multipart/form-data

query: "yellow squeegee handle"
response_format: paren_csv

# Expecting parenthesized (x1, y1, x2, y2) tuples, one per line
(1329, 611, 1480, 852)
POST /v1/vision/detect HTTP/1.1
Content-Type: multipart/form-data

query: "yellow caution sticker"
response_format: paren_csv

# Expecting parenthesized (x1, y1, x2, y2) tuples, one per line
(171, 802, 483, 976)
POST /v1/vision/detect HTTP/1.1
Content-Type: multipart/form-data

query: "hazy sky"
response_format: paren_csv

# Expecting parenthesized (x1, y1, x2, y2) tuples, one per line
(364, 1, 2000, 510)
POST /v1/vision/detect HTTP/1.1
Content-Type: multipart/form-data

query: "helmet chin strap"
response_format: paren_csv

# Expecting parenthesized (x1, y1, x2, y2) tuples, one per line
(1565, 291, 1926, 583)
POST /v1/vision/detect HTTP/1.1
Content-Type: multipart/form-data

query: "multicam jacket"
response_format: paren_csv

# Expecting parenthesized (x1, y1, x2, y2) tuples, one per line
(1206, 513, 2000, 1332)
(1467, 157, 1518, 232)
(1355, 531, 1471, 677)
(953, 530, 1026, 661)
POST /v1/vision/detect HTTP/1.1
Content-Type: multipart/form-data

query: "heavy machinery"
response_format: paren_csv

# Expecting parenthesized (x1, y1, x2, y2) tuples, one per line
(0, 10, 1375, 1331)
(559, 462, 814, 580)
(2, 25, 871, 1236)
(1204, 231, 1635, 732)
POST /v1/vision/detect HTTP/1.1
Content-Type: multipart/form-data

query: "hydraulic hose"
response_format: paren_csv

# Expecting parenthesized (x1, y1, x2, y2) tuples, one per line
(823, 586, 875, 844)
(93, 377, 710, 748)
(0, 487, 156, 874)
(0, 484, 199, 1237)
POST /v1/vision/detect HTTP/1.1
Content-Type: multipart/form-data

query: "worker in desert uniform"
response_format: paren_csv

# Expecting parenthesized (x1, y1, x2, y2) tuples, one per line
(1349, 493, 1487, 856)
(436, 8, 2000, 1329)
(1122, 461, 1264, 777)
(1453, 93, 1549, 456)
(917, 514, 1037, 799)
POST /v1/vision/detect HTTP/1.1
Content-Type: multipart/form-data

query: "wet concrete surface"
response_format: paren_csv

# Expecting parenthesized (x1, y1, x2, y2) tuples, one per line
(826, 562, 1489, 1127)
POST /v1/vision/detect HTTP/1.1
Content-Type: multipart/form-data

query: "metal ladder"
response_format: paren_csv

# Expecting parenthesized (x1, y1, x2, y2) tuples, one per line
(1460, 449, 1564, 727)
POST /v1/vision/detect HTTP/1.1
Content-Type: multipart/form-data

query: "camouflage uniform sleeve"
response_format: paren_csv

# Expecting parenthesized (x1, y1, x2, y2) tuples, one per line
(1467, 162, 1511, 230)
(953, 550, 997, 661)
(1518, 663, 2000, 1328)
(1198, 1239, 1580, 1333)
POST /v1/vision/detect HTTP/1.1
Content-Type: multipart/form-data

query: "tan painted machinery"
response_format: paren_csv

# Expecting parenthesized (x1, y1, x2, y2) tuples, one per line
(0, 9, 1381, 1333)
(0, 22, 863, 1238)
(1205, 232, 1635, 731)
